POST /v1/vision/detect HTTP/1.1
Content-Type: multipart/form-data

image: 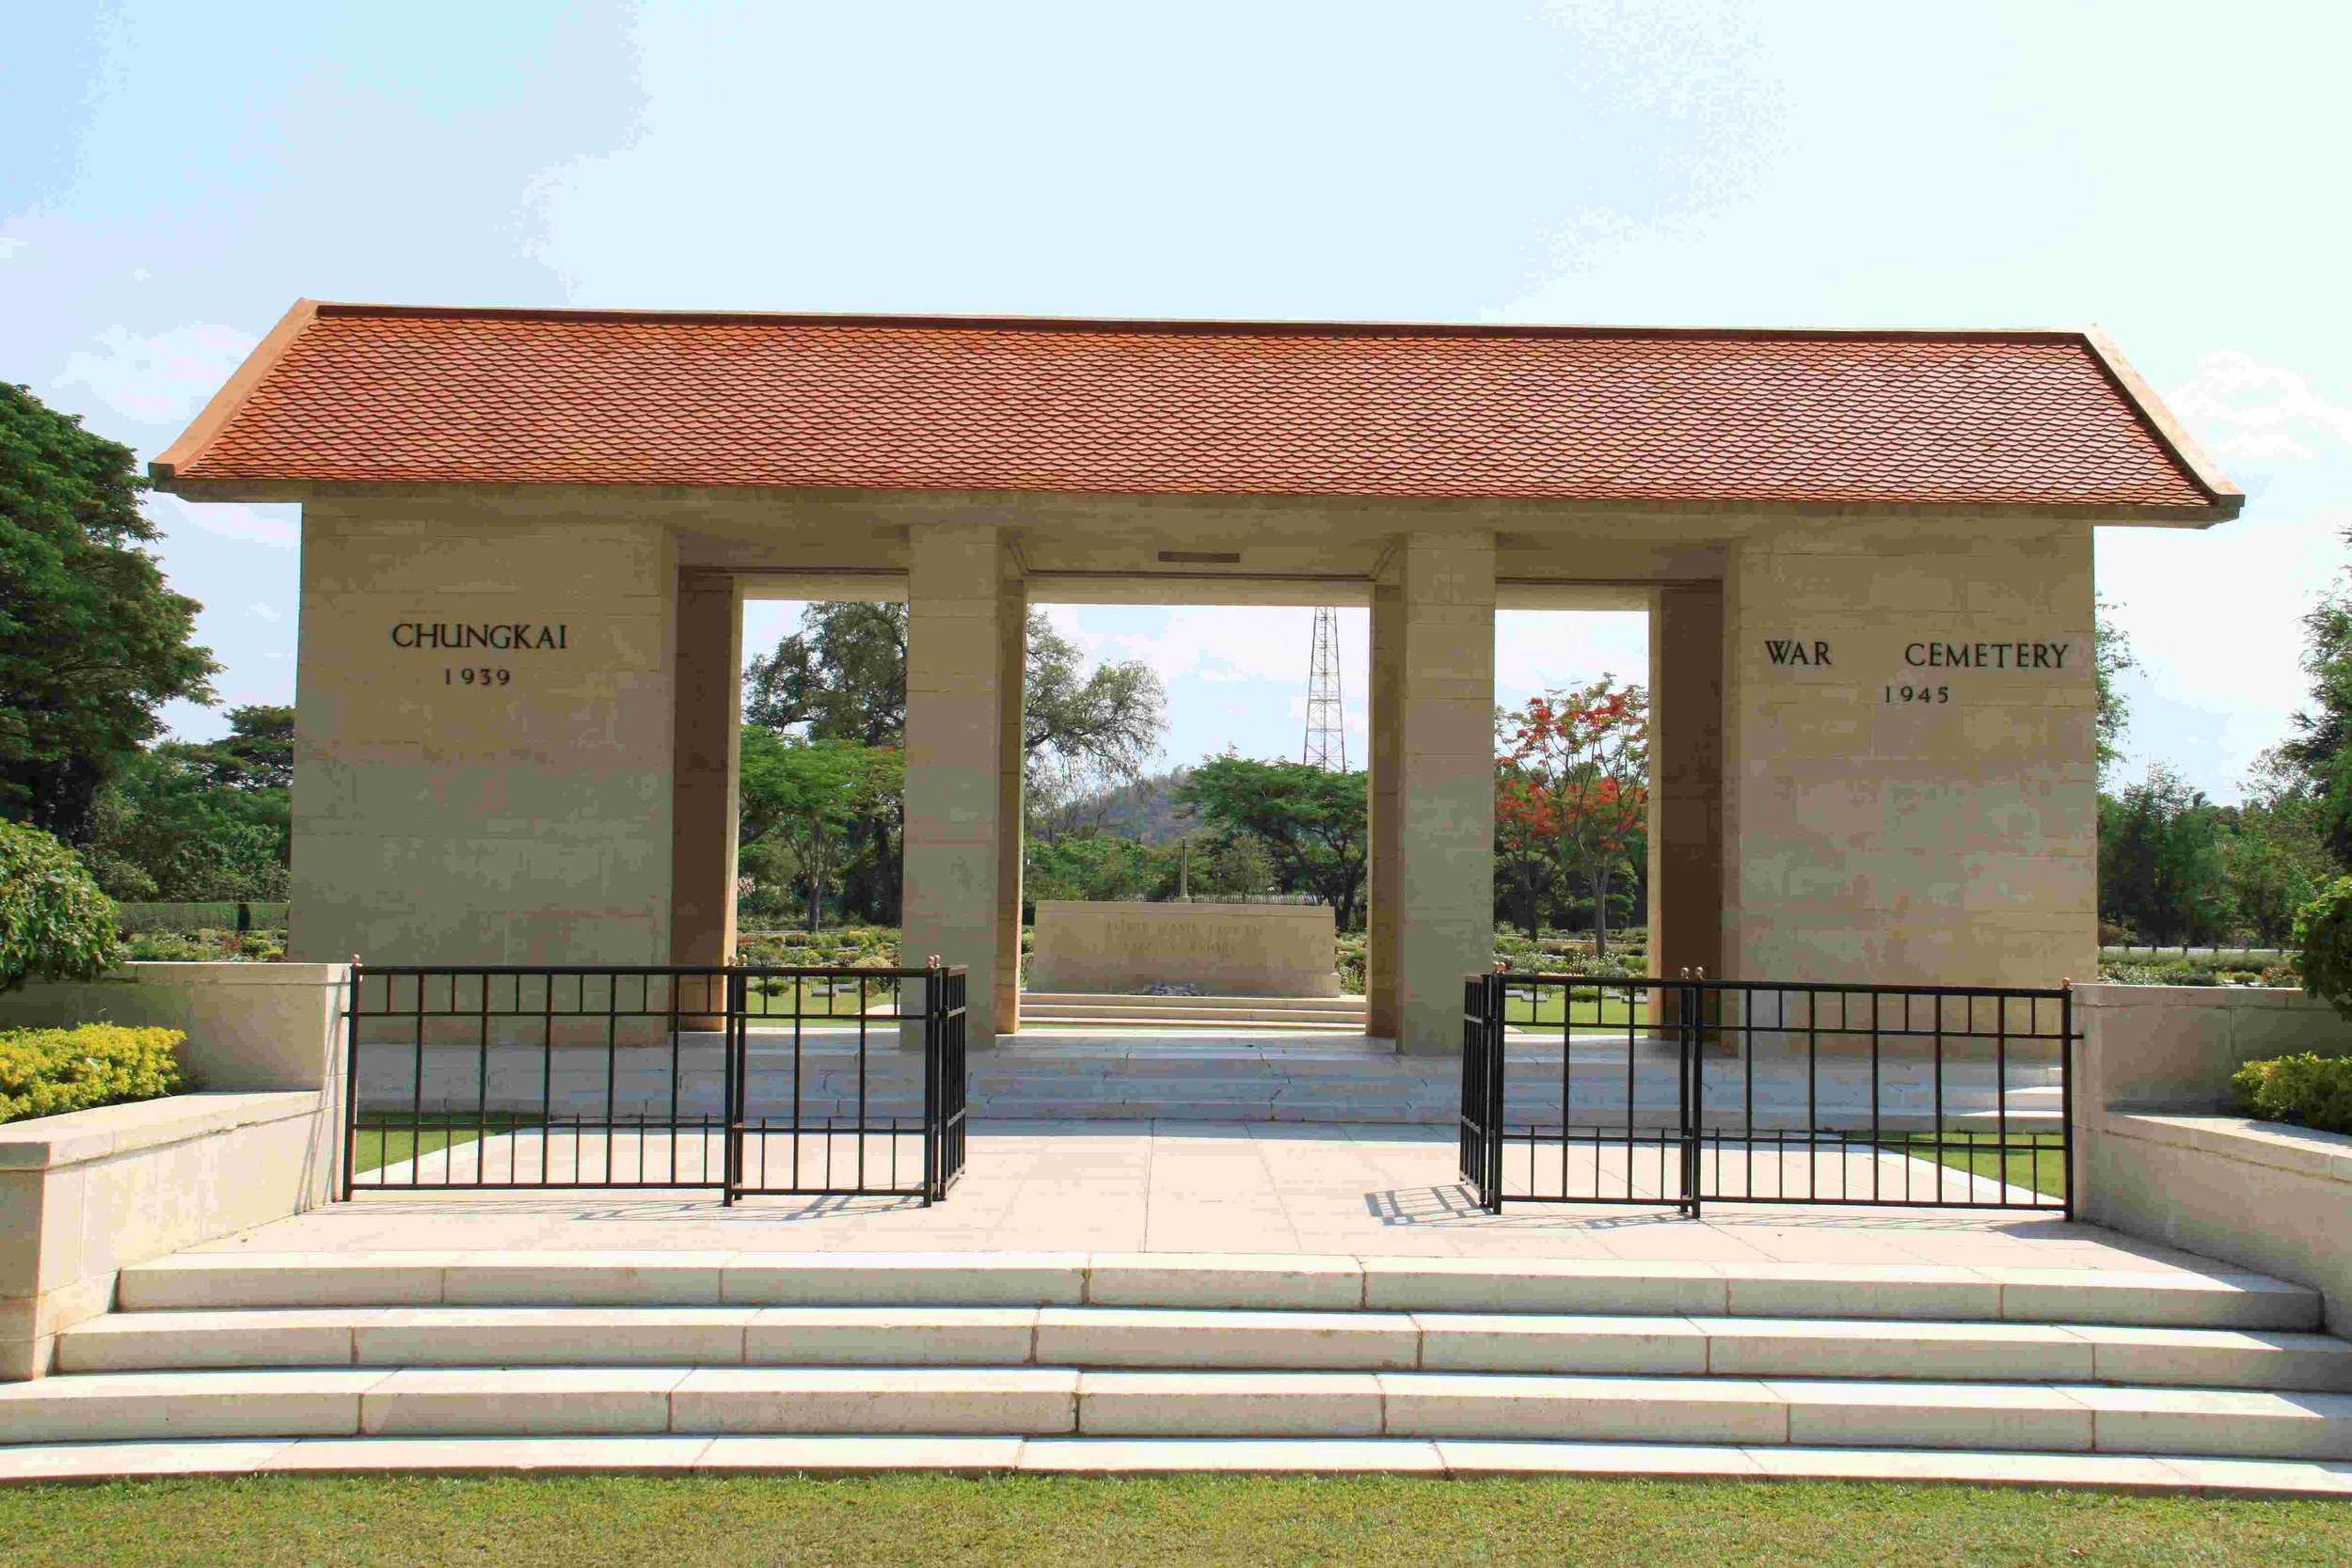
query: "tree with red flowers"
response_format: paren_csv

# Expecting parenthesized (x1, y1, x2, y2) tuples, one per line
(1500, 676, 1650, 958)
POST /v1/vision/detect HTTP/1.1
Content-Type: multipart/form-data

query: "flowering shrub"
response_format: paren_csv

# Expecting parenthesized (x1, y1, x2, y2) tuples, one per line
(0, 1024, 187, 1125)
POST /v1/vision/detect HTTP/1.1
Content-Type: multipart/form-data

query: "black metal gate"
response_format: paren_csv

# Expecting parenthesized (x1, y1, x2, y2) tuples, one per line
(342, 963, 967, 1203)
(1461, 972, 2073, 1216)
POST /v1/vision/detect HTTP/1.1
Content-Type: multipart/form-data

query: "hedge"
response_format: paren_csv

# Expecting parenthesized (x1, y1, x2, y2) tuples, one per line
(0, 1025, 189, 1126)
(112, 902, 291, 936)
(2231, 1053, 2352, 1137)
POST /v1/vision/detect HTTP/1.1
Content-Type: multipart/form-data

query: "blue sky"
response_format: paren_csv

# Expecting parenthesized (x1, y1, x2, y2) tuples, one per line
(7, 1, 2347, 799)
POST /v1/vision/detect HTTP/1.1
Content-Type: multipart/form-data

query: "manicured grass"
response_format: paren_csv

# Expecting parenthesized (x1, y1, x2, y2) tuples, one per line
(0, 1474, 2344, 1566)
(351, 1115, 544, 1175)
(746, 976, 905, 1018)
(1878, 1132, 2070, 1199)
(1502, 987, 1640, 1028)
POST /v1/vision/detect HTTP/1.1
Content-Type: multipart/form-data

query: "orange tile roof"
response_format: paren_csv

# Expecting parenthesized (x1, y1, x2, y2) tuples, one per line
(155, 303, 2233, 515)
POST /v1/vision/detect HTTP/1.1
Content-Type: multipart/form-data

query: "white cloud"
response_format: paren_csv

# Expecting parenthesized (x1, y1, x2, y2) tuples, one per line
(0, 238, 25, 261)
(53, 323, 259, 425)
(2095, 504, 2352, 801)
(2167, 350, 2352, 462)
(249, 602, 282, 624)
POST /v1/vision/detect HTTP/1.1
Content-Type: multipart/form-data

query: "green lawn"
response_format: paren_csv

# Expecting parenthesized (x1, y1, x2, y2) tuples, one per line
(0, 1474, 2343, 1566)
(1878, 1132, 2070, 1199)
(1501, 987, 1640, 1028)
(746, 975, 904, 1018)
(351, 1115, 544, 1175)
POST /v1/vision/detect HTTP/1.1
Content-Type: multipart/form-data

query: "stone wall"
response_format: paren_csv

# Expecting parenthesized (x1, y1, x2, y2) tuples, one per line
(1723, 518, 2097, 988)
(1027, 902, 1340, 997)
(0, 963, 348, 1379)
(291, 499, 679, 966)
(2073, 984, 2352, 1330)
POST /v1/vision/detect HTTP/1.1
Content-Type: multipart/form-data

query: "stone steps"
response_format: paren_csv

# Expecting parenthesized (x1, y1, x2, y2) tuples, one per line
(113, 1251, 2326, 1327)
(1019, 994, 1367, 1027)
(56, 1307, 2352, 1390)
(4, 1250, 2344, 1483)
(5, 1365, 2350, 1459)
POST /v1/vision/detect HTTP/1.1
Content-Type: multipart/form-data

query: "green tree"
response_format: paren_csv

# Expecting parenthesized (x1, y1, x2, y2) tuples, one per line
(0, 385, 217, 843)
(1024, 834, 1171, 909)
(1024, 616, 1167, 813)
(177, 705, 294, 793)
(2099, 763, 2230, 944)
(744, 603, 908, 747)
(82, 747, 290, 902)
(1177, 756, 1368, 929)
(78, 708, 296, 902)
(739, 728, 901, 930)
(2220, 750, 2337, 947)
(742, 602, 1166, 924)
(744, 602, 1166, 788)
(2093, 597, 2137, 784)
(2280, 561, 2352, 864)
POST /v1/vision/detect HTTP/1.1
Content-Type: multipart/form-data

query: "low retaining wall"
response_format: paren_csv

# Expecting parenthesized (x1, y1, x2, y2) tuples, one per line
(0, 1091, 333, 1378)
(0, 963, 349, 1378)
(1028, 901, 1340, 996)
(0, 962, 347, 1098)
(2073, 984, 2352, 1329)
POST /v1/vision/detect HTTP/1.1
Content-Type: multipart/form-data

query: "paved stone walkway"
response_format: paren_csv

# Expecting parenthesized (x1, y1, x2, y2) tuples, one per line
(232, 1123, 2227, 1276)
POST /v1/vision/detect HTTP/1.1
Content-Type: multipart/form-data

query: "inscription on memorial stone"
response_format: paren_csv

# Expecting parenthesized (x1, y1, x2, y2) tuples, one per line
(389, 622, 570, 689)
(1762, 635, 2080, 705)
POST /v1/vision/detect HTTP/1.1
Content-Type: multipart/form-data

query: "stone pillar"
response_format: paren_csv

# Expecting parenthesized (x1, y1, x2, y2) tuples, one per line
(1720, 522, 2098, 987)
(288, 502, 678, 966)
(994, 574, 1027, 1036)
(1647, 584, 1724, 983)
(902, 522, 1012, 1041)
(1365, 580, 1404, 1041)
(1393, 532, 1496, 1055)
(669, 572, 744, 970)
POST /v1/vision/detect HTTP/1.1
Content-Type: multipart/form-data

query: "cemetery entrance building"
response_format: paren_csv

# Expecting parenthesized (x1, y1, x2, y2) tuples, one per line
(155, 304, 2238, 1053)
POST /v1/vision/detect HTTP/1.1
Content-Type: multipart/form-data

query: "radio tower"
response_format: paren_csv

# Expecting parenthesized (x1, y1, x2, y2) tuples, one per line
(1302, 607, 1346, 770)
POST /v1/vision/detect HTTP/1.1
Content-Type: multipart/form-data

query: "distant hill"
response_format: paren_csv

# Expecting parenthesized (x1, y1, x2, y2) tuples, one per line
(1055, 769, 1197, 845)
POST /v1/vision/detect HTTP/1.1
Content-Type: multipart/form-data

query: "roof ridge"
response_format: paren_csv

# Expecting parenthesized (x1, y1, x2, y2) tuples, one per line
(310, 300, 2092, 346)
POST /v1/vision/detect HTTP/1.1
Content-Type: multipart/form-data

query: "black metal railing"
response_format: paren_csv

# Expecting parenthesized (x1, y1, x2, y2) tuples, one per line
(1460, 973, 2073, 1217)
(342, 963, 967, 1203)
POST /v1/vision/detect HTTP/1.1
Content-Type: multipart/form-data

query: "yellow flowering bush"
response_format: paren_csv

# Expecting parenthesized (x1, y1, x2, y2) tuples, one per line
(0, 1024, 187, 1125)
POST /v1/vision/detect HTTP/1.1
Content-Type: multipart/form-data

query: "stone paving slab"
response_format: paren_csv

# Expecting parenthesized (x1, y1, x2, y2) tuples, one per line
(278, 1123, 2199, 1275)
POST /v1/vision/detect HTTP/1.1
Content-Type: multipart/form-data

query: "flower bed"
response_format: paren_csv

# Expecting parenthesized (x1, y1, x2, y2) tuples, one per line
(2233, 1052, 2352, 1135)
(0, 1023, 187, 1125)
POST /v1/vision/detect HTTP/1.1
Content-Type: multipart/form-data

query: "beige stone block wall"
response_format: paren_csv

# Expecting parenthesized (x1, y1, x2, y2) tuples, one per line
(670, 573, 743, 968)
(1365, 580, 1404, 1039)
(995, 578, 1028, 1034)
(0, 1092, 331, 1378)
(902, 523, 1014, 1040)
(1723, 520, 2097, 987)
(1391, 533, 1496, 1054)
(2074, 983, 2352, 1113)
(0, 963, 346, 1091)
(292, 500, 679, 965)
(1027, 902, 1340, 996)
(2073, 985, 2352, 1328)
